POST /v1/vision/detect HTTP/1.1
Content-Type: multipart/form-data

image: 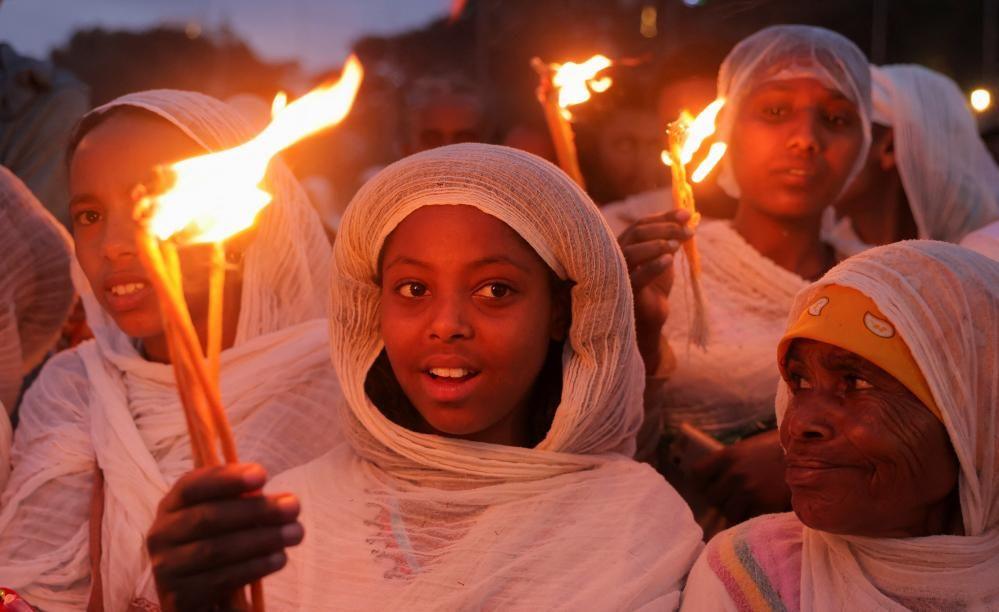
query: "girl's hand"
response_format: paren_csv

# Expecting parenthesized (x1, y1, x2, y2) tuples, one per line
(618, 209, 694, 373)
(147, 463, 303, 611)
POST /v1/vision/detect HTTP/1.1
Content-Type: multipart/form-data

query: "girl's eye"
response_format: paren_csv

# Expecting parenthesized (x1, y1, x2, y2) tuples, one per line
(824, 113, 852, 127)
(763, 105, 788, 119)
(73, 210, 101, 227)
(474, 283, 513, 299)
(397, 282, 428, 298)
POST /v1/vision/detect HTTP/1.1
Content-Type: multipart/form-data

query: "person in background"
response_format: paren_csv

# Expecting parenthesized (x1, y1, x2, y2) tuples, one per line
(401, 76, 487, 155)
(0, 43, 89, 225)
(682, 241, 999, 611)
(830, 64, 999, 256)
(0, 165, 74, 489)
(619, 25, 872, 536)
(601, 43, 736, 236)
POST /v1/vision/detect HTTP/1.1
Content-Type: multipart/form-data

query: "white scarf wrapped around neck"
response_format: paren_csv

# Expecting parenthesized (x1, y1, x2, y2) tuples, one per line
(264, 143, 703, 610)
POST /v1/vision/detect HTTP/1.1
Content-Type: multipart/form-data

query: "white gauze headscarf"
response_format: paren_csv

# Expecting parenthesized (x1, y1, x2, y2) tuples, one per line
(0, 90, 344, 610)
(776, 241, 999, 610)
(265, 143, 703, 610)
(716, 25, 872, 200)
(0, 165, 74, 485)
(872, 64, 999, 242)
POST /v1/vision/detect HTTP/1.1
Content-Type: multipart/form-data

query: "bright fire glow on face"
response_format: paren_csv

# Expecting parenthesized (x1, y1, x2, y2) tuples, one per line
(661, 97, 728, 183)
(138, 55, 364, 244)
(551, 55, 613, 120)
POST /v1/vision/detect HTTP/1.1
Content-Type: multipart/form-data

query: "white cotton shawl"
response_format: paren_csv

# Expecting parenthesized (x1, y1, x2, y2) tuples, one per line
(715, 25, 873, 200)
(0, 165, 74, 412)
(0, 90, 344, 610)
(0, 166, 74, 491)
(264, 143, 703, 610)
(776, 241, 999, 610)
(827, 65, 999, 256)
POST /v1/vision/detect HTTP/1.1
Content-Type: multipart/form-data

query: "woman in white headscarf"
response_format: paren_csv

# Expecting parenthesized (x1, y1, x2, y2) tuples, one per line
(145, 143, 704, 611)
(0, 90, 344, 610)
(830, 64, 999, 256)
(0, 165, 74, 489)
(682, 240, 999, 610)
(619, 25, 872, 530)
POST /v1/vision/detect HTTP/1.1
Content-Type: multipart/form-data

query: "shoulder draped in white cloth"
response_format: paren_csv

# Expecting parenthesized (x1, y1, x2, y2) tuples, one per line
(682, 241, 999, 611)
(0, 90, 344, 610)
(263, 143, 703, 610)
(0, 165, 74, 488)
(826, 65, 999, 256)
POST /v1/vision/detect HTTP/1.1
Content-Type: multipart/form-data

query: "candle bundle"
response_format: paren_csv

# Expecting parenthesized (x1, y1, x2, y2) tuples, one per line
(661, 99, 727, 349)
(531, 55, 613, 188)
(131, 55, 364, 610)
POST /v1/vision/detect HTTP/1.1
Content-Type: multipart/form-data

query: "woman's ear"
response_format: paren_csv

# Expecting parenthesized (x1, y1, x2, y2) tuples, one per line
(877, 126, 896, 172)
(549, 281, 572, 342)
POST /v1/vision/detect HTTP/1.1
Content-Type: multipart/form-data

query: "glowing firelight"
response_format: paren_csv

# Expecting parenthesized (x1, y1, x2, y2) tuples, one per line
(551, 55, 613, 120)
(661, 98, 727, 183)
(970, 88, 993, 113)
(138, 55, 364, 244)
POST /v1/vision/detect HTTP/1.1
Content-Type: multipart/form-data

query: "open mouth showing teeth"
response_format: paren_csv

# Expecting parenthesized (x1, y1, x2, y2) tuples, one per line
(109, 282, 148, 296)
(427, 367, 479, 380)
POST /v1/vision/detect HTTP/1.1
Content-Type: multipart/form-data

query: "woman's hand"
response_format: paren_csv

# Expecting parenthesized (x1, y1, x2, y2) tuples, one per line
(147, 463, 303, 611)
(691, 429, 791, 524)
(617, 209, 694, 373)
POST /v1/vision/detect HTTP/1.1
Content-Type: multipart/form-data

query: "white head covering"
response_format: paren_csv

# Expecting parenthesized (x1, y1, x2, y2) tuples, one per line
(871, 65, 999, 243)
(716, 25, 873, 199)
(0, 165, 74, 411)
(776, 241, 999, 609)
(0, 90, 343, 610)
(0, 165, 73, 493)
(264, 144, 703, 609)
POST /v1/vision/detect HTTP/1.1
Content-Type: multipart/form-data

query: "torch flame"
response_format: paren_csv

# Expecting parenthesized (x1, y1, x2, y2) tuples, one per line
(691, 142, 728, 183)
(662, 97, 727, 184)
(551, 55, 613, 120)
(141, 54, 364, 244)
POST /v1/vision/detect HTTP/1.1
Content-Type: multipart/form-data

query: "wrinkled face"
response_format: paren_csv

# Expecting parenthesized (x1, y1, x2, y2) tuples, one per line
(595, 109, 665, 202)
(780, 339, 959, 537)
(378, 205, 567, 446)
(730, 78, 864, 220)
(406, 95, 484, 154)
(70, 112, 213, 340)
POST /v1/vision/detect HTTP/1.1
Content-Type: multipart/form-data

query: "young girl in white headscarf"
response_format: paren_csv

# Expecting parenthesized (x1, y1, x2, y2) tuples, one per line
(146, 143, 704, 611)
(0, 165, 74, 489)
(681, 240, 999, 611)
(0, 91, 344, 610)
(619, 25, 872, 529)
(829, 64, 999, 256)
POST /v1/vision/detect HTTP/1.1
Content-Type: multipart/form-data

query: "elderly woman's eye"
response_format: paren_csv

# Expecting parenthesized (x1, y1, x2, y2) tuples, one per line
(788, 373, 813, 390)
(848, 376, 874, 390)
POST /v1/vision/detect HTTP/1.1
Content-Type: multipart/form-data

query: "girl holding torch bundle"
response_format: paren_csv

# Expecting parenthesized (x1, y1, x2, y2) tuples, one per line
(147, 144, 703, 610)
(618, 26, 873, 531)
(0, 91, 345, 610)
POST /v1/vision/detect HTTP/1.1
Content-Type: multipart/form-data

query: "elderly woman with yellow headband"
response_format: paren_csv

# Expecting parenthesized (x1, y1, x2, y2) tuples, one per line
(682, 240, 999, 611)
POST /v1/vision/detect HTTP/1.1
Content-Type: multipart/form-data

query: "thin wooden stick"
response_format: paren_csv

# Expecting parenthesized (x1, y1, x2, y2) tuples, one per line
(207, 242, 225, 383)
(532, 58, 586, 188)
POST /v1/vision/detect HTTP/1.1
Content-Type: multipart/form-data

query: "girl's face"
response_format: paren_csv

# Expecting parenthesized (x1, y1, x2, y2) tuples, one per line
(378, 205, 568, 447)
(729, 77, 864, 220)
(70, 113, 215, 345)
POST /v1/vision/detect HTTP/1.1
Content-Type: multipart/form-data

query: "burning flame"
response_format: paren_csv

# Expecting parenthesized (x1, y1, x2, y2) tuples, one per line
(661, 97, 727, 183)
(551, 55, 613, 120)
(140, 55, 364, 244)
